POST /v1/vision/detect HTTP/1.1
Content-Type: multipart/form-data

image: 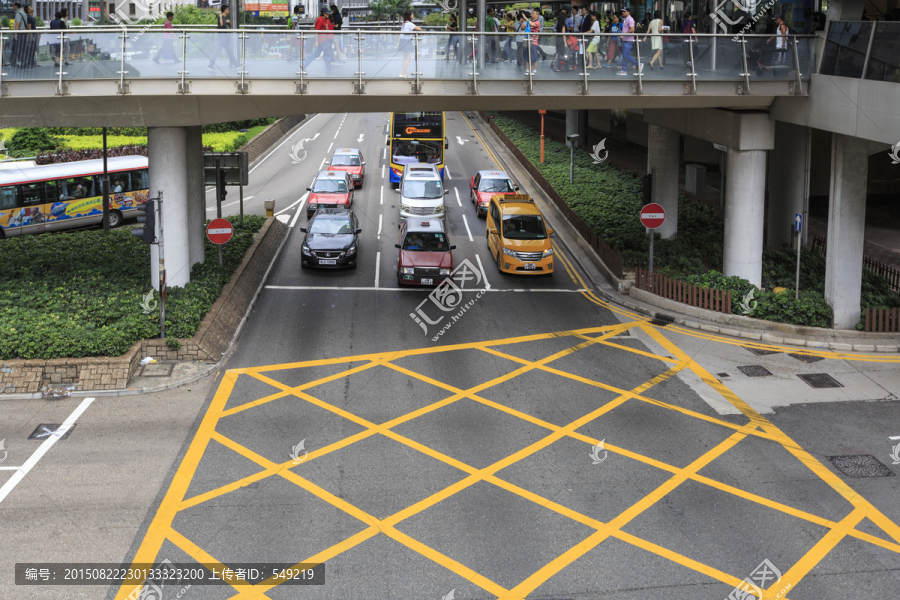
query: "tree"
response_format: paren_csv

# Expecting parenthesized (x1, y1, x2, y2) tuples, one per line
(8, 129, 61, 158)
(158, 5, 217, 25)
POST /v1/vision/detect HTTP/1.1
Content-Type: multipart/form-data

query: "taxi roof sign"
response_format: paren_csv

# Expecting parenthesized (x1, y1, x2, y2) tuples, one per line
(498, 194, 533, 203)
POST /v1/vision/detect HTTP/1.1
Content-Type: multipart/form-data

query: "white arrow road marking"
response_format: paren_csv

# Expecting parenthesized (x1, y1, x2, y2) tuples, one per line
(456, 136, 469, 145)
(357, 134, 365, 143)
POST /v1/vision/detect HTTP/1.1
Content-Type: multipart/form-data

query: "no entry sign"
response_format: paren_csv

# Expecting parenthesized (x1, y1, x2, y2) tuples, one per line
(206, 218, 234, 245)
(640, 203, 666, 229)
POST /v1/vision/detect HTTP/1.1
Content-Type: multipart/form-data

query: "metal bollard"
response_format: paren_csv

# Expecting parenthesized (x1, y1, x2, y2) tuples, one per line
(264, 199, 275, 217)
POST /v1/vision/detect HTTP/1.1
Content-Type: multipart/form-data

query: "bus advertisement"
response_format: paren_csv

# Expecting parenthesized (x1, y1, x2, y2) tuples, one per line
(0, 156, 149, 238)
(388, 112, 448, 185)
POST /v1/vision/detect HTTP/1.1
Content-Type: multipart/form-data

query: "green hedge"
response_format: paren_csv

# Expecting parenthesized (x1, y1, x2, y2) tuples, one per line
(0, 215, 266, 360)
(43, 119, 276, 137)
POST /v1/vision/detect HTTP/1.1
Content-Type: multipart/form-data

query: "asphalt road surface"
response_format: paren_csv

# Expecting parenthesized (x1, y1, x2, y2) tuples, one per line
(1, 112, 899, 600)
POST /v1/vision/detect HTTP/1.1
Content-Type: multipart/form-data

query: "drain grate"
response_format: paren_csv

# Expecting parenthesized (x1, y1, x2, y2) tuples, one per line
(650, 313, 675, 327)
(827, 455, 894, 478)
(797, 373, 842, 388)
(737, 365, 773, 377)
(743, 346, 781, 356)
(717, 373, 730, 378)
(788, 353, 825, 364)
(28, 424, 74, 440)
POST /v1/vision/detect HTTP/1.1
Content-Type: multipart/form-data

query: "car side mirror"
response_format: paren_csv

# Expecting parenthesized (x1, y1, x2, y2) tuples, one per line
(514, 186, 520, 191)
(361, 161, 366, 165)
(395, 243, 401, 248)
(300, 227, 307, 232)
(547, 227, 554, 236)
(444, 189, 450, 195)
(489, 229, 498, 235)
(450, 245, 457, 250)
(355, 228, 362, 234)
(306, 187, 311, 191)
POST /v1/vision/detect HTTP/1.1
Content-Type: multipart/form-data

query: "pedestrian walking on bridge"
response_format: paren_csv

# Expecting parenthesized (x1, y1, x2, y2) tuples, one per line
(207, 5, 238, 71)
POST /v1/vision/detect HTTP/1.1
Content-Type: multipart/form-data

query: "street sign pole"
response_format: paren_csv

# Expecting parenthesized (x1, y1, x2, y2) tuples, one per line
(157, 191, 165, 340)
(795, 212, 802, 300)
(649, 228, 654, 277)
(239, 179, 244, 225)
(215, 158, 224, 269)
(640, 202, 666, 278)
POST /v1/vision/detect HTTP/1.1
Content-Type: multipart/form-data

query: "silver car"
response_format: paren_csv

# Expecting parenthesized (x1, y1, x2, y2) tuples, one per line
(395, 163, 449, 225)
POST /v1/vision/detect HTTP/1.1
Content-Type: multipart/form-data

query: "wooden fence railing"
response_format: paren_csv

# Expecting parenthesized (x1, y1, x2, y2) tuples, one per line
(812, 234, 900, 292)
(864, 307, 900, 332)
(481, 112, 624, 278)
(634, 268, 732, 314)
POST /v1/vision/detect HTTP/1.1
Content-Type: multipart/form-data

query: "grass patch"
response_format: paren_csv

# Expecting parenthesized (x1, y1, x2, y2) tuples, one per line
(0, 215, 267, 360)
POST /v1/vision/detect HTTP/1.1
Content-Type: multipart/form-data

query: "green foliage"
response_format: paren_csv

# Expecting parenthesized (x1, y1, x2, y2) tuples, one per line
(71, 18, 82, 26)
(35, 16, 45, 27)
(201, 118, 276, 133)
(368, 0, 415, 21)
(162, 5, 217, 25)
(45, 127, 148, 136)
(7, 128, 61, 158)
(1, 17, 10, 28)
(0, 215, 266, 359)
(424, 12, 451, 26)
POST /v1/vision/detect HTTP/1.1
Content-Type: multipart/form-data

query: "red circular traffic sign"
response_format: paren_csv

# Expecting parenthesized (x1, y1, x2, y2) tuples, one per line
(206, 218, 234, 245)
(640, 203, 666, 229)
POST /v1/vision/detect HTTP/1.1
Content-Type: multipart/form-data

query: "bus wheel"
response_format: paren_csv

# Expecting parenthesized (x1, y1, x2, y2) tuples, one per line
(108, 210, 123, 228)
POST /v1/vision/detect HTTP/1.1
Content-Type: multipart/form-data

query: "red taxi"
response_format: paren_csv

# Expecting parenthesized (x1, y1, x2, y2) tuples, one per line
(306, 171, 354, 219)
(470, 170, 518, 218)
(328, 148, 366, 188)
(395, 218, 456, 286)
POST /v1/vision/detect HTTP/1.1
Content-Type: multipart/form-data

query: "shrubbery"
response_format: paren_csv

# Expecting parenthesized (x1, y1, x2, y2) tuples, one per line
(0, 215, 266, 359)
(7, 128, 61, 158)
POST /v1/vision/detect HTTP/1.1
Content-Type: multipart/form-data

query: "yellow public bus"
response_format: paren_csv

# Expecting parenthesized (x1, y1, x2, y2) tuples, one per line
(388, 112, 448, 185)
(0, 156, 149, 238)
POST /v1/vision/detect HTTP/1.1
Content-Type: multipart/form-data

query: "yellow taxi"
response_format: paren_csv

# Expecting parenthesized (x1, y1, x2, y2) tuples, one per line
(485, 194, 554, 274)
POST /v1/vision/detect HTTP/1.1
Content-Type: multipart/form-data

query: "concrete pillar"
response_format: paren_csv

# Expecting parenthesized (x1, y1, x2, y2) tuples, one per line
(566, 110, 579, 143)
(647, 124, 680, 239)
(148, 127, 190, 290)
(578, 109, 589, 145)
(766, 122, 809, 249)
(723, 149, 767, 287)
(186, 125, 205, 269)
(824, 133, 869, 330)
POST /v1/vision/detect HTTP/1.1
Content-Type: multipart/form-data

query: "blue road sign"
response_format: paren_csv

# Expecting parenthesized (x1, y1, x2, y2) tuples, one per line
(794, 213, 802, 233)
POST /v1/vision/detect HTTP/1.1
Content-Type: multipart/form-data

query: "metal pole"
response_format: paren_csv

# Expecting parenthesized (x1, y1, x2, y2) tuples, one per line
(719, 151, 724, 208)
(649, 229, 654, 277)
(539, 110, 545, 163)
(157, 191, 165, 339)
(215, 158, 224, 268)
(102, 127, 109, 229)
(239, 178, 244, 225)
(795, 234, 801, 300)
(569, 142, 574, 184)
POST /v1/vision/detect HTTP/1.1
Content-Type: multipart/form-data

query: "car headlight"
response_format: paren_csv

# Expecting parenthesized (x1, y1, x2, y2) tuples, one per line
(434, 204, 446, 213)
(400, 204, 411, 212)
(439, 268, 450, 276)
(502, 247, 517, 257)
(308, 203, 317, 211)
(301, 244, 311, 256)
(542, 248, 554, 258)
(352, 174, 360, 179)
(401, 267, 415, 275)
(346, 244, 357, 256)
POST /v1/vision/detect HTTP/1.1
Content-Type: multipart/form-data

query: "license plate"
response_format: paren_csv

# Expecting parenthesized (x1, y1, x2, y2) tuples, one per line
(421, 278, 433, 285)
(319, 259, 337, 265)
(524, 263, 536, 270)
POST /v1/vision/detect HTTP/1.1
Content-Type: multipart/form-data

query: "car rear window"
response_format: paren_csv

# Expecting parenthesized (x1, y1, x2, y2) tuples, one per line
(402, 232, 447, 251)
(312, 179, 348, 193)
(479, 178, 514, 193)
(309, 218, 354, 234)
(331, 155, 361, 167)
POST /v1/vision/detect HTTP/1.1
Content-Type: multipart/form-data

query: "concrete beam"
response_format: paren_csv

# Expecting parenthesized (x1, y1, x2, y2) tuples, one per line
(644, 108, 776, 151)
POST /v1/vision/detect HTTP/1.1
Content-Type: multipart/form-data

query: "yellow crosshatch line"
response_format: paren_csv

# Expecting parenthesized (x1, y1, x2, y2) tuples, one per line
(115, 319, 900, 600)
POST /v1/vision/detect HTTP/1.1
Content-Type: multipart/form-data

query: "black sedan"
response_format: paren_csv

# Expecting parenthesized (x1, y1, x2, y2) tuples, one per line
(300, 208, 361, 269)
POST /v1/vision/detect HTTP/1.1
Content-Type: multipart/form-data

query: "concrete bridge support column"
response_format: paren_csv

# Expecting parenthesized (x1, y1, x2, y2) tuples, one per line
(824, 133, 870, 330)
(148, 127, 191, 290)
(185, 125, 206, 270)
(723, 148, 767, 287)
(766, 122, 809, 250)
(647, 124, 680, 240)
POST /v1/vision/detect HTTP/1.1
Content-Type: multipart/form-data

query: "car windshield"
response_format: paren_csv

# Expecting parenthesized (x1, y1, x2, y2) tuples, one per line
(479, 178, 514, 193)
(312, 179, 348, 193)
(309, 218, 354, 235)
(403, 180, 443, 199)
(502, 214, 547, 240)
(402, 232, 448, 251)
(331, 155, 361, 167)
(392, 141, 442, 165)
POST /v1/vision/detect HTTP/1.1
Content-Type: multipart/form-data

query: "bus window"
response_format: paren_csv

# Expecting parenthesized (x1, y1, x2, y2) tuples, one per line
(0, 186, 16, 210)
(21, 183, 44, 206)
(133, 169, 149, 190)
(44, 180, 60, 204)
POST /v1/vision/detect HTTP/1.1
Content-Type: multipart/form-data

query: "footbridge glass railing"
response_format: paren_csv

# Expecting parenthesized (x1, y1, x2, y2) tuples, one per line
(820, 21, 900, 82)
(0, 29, 813, 93)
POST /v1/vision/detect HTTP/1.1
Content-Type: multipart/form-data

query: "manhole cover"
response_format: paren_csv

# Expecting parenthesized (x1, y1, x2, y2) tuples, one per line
(28, 424, 74, 440)
(797, 373, 842, 388)
(743, 346, 781, 356)
(650, 313, 675, 327)
(139, 362, 175, 377)
(788, 353, 825, 363)
(737, 365, 773, 377)
(717, 372, 730, 378)
(827, 455, 894, 478)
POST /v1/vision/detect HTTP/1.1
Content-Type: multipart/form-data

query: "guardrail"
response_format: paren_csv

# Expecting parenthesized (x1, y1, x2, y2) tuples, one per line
(820, 20, 899, 82)
(864, 307, 900, 332)
(0, 28, 813, 96)
(634, 267, 732, 314)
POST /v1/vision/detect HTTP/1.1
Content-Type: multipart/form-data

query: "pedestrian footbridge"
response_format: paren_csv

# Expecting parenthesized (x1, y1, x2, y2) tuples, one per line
(0, 28, 815, 126)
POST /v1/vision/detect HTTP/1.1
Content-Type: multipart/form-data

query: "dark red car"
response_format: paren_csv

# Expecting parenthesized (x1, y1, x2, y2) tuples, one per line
(396, 218, 456, 286)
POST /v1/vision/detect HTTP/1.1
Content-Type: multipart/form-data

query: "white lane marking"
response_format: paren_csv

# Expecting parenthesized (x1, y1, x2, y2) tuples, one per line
(206, 196, 254, 212)
(327, 142, 333, 154)
(454, 187, 462, 207)
(289, 195, 308, 228)
(265, 286, 586, 292)
(446, 168, 452, 180)
(381, 164, 385, 179)
(275, 192, 307, 216)
(334, 129, 340, 139)
(276, 214, 290, 224)
(375, 251, 381, 289)
(250, 114, 319, 175)
(319, 157, 327, 170)
(475, 254, 491, 290)
(382, 147, 386, 160)
(384, 134, 388, 145)
(357, 134, 364, 143)
(377, 214, 383, 240)
(0, 397, 96, 505)
(380, 186, 384, 205)
(461, 214, 474, 242)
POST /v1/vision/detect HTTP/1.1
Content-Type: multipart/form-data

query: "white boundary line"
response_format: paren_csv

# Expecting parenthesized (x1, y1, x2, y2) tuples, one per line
(289, 195, 307, 228)
(374, 252, 381, 289)
(265, 286, 586, 292)
(462, 214, 474, 242)
(445, 168, 452, 180)
(380, 186, 384, 205)
(275, 193, 306, 216)
(249, 114, 318, 175)
(0, 397, 96, 504)
(377, 214, 383, 240)
(381, 164, 385, 179)
(327, 142, 333, 154)
(454, 187, 462, 207)
(475, 254, 491, 290)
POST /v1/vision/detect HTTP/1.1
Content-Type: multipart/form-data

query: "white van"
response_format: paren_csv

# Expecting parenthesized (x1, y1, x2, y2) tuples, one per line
(396, 164, 449, 225)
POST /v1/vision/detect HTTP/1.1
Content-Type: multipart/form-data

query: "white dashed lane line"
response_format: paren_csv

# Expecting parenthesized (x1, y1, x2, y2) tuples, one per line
(462, 214, 474, 242)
